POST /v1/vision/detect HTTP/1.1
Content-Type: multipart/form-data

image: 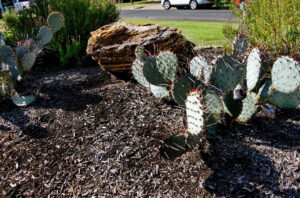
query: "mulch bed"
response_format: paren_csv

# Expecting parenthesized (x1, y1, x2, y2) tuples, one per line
(0, 66, 299, 197)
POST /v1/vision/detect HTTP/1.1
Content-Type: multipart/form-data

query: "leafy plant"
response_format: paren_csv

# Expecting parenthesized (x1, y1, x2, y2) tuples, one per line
(0, 12, 64, 107)
(230, 0, 300, 57)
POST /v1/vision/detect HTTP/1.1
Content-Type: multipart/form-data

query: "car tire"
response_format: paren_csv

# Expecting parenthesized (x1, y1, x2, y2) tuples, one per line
(189, 0, 198, 10)
(163, 0, 171, 10)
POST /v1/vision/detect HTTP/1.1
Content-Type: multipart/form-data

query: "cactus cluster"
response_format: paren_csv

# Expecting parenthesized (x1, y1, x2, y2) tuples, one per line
(0, 12, 64, 107)
(132, 34, 300, 159)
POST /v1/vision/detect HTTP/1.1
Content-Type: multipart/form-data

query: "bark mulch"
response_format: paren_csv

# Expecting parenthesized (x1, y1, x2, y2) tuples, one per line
(0, 66, 299, 197)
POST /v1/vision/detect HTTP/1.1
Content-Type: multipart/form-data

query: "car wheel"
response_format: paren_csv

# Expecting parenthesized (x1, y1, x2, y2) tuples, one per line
(163, 0, 171, 10)
(189, 0, 198, 10)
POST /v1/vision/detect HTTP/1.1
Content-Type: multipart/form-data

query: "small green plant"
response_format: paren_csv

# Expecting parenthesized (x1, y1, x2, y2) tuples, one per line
(132, 34, 300, 159)
(230, 0, 300, 56)
(0, 12, 64, 107)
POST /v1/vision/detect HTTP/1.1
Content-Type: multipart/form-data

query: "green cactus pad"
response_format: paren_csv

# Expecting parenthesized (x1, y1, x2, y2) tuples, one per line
(143, 56, 168, 86)
(223, 91, 242, 119)
(258, 79, 273, 101)
(160, 134, 200, 159)
(268, 91, 300, 109)
(238, 92, 258, 122)
(16, 45, 30, 57)
(206, 115, 218, 135)
(47, 12, 64, 33)
(156, 51, 178, 82)
(22, 53, 37, 71)
(186, 91, 205, 135)
(211, 55, 244, 92)
(150, 84, 169, 98)
(132, 59, 150, 88)
(38, 26, 53, 47)
(11, 95, 36, 107)
(135, 46, 145, 61)
(271, 56, 300, 93)
(233, 34, 248, 56)
(6, 57, 19, 80)
(246, 48, 264, 91)
(189, 55, 211, 83)
(0, 32, 5, 47)
(172, 74, 200, 106)
(204, 90, 223, 119)
(0, 45, 13, 60)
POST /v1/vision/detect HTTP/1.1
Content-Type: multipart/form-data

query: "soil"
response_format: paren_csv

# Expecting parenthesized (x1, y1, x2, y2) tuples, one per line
(0, 65, 299, 197)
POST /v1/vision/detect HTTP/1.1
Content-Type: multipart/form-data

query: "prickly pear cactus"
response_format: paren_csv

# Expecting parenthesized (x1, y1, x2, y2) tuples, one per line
(172, 74, 201, 107)
(238, 92, 258, 122)
(156, 51, 178, 82)
(189, 55, 211, 84)
(132, 59, 150, 88)
(135, 46, 145, 61)
(204, 90, 223, 120)
(47, 12, 64, 33)
(150, 84, 169, 98)
(38, 26, 54, 47)
(246, 48, 266, 91)
(22, 53, 37, 71)
(271, 56, 300, 93)
(143, 56, 168, 86)
(268, 91, 300, 109)
(0, 12, 64, 107)
(211, 55, 244, 92)
(186, 90, 205, 135)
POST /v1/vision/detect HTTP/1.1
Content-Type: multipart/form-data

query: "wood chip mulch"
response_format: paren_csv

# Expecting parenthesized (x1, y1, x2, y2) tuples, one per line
(0, 66, 299, 197)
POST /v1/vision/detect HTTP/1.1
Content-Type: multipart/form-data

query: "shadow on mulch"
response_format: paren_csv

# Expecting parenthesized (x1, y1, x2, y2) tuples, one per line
(199, 112, 300, 197)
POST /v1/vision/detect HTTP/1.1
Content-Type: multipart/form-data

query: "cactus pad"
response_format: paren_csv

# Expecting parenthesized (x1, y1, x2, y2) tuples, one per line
(22, 53, 37, 71)
(206, 115, 218, 135)
(150, 84, 169, 98)
(233, 34, 248, 56)
(134, 46, 145, 61)
(143, 56, 168, 86)
(38, 26, 53, 47)
(0, 32, 5, 47)
(132, 59, 150, 88)
(16, 45, 30, 57)
(6, 57, 19, 80)
(189, 55, 211, 83)
(211, 55, 244, 91)
(47, 12, 64, 33)
(172, 74, 199, 106)
(238, 92, 258, 122)
(258, 79, 273, 101)
(268, 91, 300, 109)
(186, 91, 205, 135)
(246, 48, 264, 91)
(0, 45, 13, 60)
(156, 51, 178, 82)
(204, 90, 223, 119)
(160, 134, 200, 159)
(11, 95, 36, 107)
(271, 56, 300, 93)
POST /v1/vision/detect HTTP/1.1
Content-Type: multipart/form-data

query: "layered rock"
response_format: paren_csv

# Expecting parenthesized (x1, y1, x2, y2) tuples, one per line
(86, 22, 195, 76)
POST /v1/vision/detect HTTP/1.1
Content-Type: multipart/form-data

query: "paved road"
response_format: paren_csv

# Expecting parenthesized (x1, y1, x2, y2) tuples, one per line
(120, 9, 237, 22)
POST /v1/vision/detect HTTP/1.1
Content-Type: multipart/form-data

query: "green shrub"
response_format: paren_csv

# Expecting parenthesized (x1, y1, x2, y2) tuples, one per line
(3, 0, 119, 67)
(49, 0, 119, 67)
(230, 0, 300, 56)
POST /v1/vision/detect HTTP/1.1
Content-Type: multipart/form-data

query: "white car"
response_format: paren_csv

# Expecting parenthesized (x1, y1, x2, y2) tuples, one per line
(13, 0, 31, 11)
(161, 0, 213, 10)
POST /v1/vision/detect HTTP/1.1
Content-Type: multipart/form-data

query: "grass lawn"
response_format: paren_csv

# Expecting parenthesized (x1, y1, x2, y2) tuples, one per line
(121, 19, 238, 46)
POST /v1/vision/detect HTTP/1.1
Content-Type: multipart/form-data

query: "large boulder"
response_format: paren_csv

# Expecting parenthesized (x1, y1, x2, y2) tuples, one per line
(86, 22, 195, 77)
